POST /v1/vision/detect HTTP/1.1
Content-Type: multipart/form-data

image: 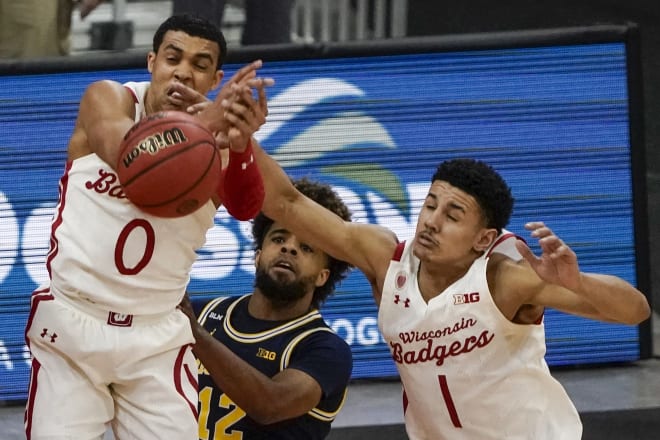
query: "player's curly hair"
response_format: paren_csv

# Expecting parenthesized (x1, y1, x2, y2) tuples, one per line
(153, 14, 227, 69)
(252, 177, 353, 309)
(432, 158, 514, 233)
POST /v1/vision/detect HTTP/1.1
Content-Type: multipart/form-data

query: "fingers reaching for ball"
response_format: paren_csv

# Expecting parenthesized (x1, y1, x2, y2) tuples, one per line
(222, 78, 273, 153)
(194, 60, 272, 136)
(165, 82, 209, 114)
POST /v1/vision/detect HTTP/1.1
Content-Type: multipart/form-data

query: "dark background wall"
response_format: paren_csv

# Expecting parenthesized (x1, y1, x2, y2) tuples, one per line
(408, 0, 660, 314)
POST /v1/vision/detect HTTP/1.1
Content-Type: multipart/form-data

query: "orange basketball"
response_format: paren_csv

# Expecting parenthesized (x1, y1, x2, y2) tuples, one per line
(117, 111, 220, 218)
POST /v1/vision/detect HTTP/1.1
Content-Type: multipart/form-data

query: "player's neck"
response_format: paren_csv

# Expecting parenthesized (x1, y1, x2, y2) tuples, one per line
(143, 88, 156, 117)
(417, 260, 471, 303)
(248, 291, 313, 321)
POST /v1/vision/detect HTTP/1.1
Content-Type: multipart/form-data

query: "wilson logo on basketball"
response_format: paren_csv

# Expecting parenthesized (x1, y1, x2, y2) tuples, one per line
(121, 127, 188, 168)
(453, 292, 480, 305)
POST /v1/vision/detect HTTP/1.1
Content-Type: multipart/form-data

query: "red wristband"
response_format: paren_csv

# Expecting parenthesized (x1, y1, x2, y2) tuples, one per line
(217, 139, 264, 220)
(228, 141, 256, 170)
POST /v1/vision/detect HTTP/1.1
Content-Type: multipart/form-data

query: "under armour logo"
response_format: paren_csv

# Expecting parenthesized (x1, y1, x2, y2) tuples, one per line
(394, 295, 410, 308)
(40, 328, 57, 343)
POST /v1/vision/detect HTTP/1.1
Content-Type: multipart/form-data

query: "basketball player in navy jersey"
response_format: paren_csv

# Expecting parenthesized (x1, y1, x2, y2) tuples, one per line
(219, 85, 651, 439)
(24, 15, 272, 440)
(179, 178, 353, 439)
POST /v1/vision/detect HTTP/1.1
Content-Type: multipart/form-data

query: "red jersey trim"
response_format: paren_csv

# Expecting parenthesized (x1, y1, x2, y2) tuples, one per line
(124, 85, 139, 103)
(392, 241, 406, 262)
(46, 162, 73, 279)
(486, 232, 526, 258)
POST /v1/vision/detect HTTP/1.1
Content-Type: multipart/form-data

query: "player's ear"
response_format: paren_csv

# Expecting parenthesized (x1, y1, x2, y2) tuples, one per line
(211, 70, 224, 91)
(474, 228, 498, 253)
(147, 51, 156, 73)
(315, 268, 330, 287)
(254, 249, 262, 268)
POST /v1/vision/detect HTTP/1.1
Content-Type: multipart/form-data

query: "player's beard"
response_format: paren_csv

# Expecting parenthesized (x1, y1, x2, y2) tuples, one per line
(254, 267, 314, 309)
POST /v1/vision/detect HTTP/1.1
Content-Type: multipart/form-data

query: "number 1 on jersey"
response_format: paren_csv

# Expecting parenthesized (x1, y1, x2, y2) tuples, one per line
(439, 375, 462, 428)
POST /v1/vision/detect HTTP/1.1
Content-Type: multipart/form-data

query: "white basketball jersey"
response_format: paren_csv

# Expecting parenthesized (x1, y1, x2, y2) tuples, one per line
(45, 81, 216, 315)
(378, 232, 582, 440)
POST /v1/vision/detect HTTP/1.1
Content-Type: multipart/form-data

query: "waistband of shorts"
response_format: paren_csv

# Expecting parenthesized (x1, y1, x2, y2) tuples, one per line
(53, 290, 175, 326)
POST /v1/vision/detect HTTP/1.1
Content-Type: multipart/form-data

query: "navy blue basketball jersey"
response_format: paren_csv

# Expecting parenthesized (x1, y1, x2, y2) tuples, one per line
(195, 294, 353, 439)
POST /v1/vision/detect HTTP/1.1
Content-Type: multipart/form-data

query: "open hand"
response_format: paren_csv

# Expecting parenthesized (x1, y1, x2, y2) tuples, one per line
(165, 82, 230, 147)
(194, 60, 273, 147)
(222, 78, 274, 152)
(167, 82, 211, 113)
(515, 222, 582, 291)
(188, 60, 262, 114)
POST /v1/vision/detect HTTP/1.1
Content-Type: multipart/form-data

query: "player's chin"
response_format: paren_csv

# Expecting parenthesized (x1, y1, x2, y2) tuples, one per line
(411, 240, 434, 261)
(163, 98, 186, 112)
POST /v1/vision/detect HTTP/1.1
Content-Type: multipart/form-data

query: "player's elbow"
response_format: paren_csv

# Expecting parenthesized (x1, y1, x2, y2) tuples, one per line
(609, 294, 651, 325)
(626, 296, 651, 325)
(262, 187, 298, 222)
(248, 404, 291, 425)
(246, 389, 309, 425)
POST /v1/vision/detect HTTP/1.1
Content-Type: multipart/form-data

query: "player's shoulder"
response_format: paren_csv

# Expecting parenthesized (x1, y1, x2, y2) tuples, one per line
(86, 79, 125, 93)
(327, 329, 352, 356)
(81, 79, 135, 110)
(486, 229, 524, 261)
(303, 322, 352, 351)
(487, 242, 538, 302)
(486, 231, 528, 283)
(194, 294, 237, 321)
(121, 81, 150, 99)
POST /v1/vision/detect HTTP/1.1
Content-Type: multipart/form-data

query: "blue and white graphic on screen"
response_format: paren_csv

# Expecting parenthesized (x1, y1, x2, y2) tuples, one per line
(0, 42, 641, 400)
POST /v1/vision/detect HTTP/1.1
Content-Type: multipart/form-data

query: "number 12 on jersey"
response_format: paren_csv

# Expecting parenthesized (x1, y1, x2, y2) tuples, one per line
(198, 386, 247, 439)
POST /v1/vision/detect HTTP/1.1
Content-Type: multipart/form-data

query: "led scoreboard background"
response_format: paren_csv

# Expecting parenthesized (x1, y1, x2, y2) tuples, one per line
(0, 24, 650, 401)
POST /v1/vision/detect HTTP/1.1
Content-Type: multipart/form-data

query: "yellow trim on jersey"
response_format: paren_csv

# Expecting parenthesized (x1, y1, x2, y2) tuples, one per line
(308, 388, 348, 422)
(279, 327, 347, 421)
(223, 295, 323, 343)
(279, 327, 335, 369)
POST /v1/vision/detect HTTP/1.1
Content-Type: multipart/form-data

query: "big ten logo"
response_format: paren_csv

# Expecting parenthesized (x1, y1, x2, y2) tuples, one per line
(453, 292, 480, 305)
(327, 316, 384, 346)
(256, 347, 277, 361)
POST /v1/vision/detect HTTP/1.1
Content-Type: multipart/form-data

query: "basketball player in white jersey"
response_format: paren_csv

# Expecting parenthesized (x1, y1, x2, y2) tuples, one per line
(24, 15, 272, 440)
(219, 88, 650, 439)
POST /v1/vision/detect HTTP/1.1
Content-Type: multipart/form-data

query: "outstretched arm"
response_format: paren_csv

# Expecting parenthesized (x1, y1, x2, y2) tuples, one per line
(170, 61, 273, 217)
(511, 222, 650, 324)
(216, 78, 273, 219)
(222, 83, 399, 305)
